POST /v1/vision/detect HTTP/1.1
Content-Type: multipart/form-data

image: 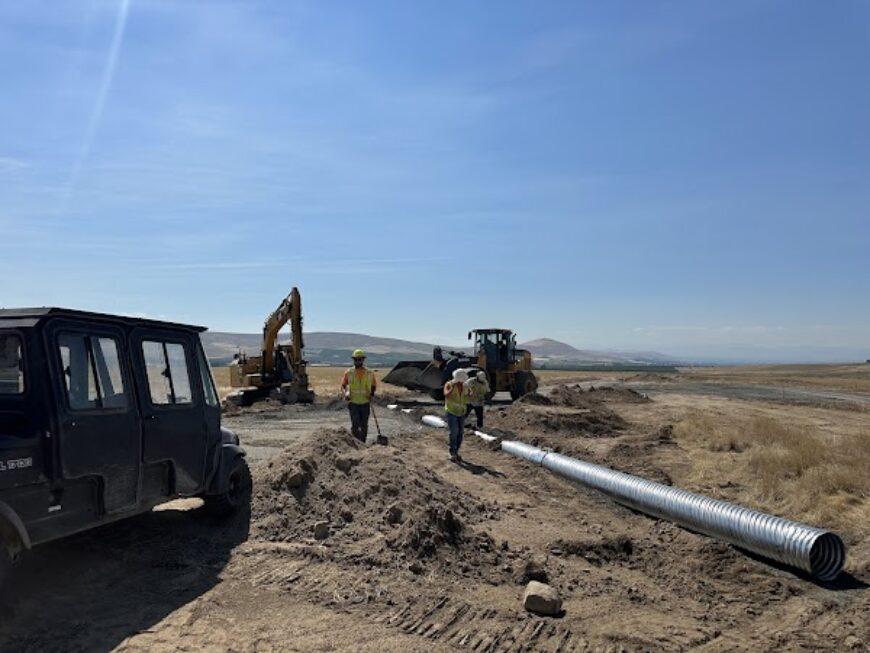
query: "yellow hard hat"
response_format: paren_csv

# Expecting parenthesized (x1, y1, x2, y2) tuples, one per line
(352, 349, 366, 359)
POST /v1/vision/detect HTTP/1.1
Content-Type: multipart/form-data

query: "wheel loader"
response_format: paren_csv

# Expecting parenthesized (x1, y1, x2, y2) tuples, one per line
(226, 287, 315, 407)
(382, 328, 537, 401)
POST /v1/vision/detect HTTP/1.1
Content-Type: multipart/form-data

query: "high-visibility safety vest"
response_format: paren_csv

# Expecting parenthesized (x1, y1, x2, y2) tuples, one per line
(346, 367, 375, 404)
(468, 379, 488, 406)
(444, 381, 468, 416)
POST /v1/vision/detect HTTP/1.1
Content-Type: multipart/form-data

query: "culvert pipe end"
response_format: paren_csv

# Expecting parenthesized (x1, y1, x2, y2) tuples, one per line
(809, 532, 846, 581)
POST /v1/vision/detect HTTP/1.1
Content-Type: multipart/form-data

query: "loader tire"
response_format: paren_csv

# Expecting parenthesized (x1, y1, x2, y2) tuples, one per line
(510, 371, 537, 401)
(0, 541, 11, 594)
(205, 457, 252, 519)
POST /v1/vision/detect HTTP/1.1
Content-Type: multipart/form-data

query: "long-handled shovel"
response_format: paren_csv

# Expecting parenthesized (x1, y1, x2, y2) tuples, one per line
(371, 402, 389, 446)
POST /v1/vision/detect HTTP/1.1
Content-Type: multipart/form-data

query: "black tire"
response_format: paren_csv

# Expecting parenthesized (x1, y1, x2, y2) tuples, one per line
(510, 371, 537, 401)
(0, 541, 11, 593)
(205, 457, 252, 518)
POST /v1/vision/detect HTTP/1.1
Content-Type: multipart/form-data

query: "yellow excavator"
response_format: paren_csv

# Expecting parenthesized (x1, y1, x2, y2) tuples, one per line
(226, 287, 315, 407)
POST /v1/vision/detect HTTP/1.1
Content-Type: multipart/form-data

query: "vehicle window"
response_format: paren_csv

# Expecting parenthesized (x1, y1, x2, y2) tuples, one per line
(58, 333, 127, 410)
(166, 343, 192, 404)
(0, 334, 24, 394)
(143, 341, 172, 404)
(142, 340, 193, 406)
(94, 338, 128, 409)
(196, 343, 219, 407)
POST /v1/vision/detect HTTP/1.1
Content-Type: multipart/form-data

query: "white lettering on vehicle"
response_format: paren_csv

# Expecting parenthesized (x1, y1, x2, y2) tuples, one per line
(0, 457, 33, 472)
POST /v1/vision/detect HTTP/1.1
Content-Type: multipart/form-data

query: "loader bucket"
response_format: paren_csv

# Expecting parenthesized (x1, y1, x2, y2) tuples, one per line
(383, 360, 444, 393)
(418, 363, 447, 391)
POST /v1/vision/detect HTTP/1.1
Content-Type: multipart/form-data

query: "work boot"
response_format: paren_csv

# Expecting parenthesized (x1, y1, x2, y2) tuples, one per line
(450, 452, 458, 463)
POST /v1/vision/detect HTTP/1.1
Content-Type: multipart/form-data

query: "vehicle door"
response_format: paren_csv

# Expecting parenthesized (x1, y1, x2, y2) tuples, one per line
(193, 338, 222, 470)
(130, 330, 208, 496)
(47, 321, 140, 514)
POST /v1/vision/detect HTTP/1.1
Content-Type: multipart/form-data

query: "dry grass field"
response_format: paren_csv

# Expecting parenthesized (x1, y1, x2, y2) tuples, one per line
(212, 366, 631, 401)
(672, 409, 870, 538)
(683, 363, 870, 393)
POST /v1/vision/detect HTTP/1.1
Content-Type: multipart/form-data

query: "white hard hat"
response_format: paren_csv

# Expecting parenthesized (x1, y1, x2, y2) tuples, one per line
(452, 369, 468, 383)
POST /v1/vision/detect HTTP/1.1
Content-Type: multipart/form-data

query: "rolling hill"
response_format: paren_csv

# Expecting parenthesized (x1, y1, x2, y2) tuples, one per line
(202, 331, 675, 367)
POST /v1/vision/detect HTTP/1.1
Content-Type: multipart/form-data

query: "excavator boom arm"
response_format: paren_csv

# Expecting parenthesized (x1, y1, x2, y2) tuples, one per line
(261, 287, 303, 373)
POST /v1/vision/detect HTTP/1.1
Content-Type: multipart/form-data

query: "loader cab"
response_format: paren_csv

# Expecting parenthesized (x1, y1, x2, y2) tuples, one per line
(469, 329, 517, 370)
(0, 308, 249, 563)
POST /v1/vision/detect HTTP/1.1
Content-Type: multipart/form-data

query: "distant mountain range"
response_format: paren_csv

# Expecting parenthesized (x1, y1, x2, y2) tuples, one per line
(518, 338, 677, 365)
(201, 331, 678, 367)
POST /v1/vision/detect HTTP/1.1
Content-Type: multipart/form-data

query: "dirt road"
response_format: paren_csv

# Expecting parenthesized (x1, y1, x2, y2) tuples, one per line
(1, 392, 867, 652)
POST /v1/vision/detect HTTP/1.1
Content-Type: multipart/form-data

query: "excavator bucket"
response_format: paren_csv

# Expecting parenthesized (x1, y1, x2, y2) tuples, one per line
(382, 360, 444, 393)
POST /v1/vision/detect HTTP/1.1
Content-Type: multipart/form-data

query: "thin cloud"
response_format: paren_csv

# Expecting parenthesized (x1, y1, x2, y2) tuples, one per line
(0, 157, 28, 171)
(149, 261, 286, 271)
(633, 325, 787, 334)
(62, 0, 131, 210)
(144, 256, 442, 272)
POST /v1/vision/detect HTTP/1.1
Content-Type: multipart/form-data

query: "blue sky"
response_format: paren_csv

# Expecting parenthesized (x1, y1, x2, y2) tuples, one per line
(1, 1, 868, 362)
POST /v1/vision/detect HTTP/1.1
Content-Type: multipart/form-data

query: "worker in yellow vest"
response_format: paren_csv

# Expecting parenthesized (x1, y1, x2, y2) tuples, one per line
(340, 349, 377, 443)
(443, 368, 471, 462)
(465, 370, 489, 430)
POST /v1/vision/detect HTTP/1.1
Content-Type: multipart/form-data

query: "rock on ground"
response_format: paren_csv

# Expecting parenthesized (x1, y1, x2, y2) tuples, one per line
(522, 581, 562, 616)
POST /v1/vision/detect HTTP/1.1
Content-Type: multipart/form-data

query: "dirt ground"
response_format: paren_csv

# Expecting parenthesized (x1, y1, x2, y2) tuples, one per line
(1, 374, 868, 652)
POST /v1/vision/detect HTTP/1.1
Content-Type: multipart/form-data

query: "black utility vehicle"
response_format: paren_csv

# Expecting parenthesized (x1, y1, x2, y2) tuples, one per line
(0, 308, 250, 571)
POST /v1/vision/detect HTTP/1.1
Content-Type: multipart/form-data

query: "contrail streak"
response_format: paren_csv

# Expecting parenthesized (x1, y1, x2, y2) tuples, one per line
(62, 0, 131, 214)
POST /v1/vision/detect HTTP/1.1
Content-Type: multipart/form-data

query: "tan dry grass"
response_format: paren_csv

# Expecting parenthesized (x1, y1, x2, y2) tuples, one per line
(674, 412, 870, 536)
(212, 366, 612, 400)
(682, 363, 870, 394)
(212, 366, 407, 400)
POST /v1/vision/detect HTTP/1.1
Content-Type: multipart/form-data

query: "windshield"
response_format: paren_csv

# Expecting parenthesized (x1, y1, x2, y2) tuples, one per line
(0, 334, 24, 394)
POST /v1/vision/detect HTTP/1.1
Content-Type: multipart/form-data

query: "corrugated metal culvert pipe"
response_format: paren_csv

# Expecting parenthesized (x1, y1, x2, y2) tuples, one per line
(419, 416, 846, 580)
(500, 440, 845, 581)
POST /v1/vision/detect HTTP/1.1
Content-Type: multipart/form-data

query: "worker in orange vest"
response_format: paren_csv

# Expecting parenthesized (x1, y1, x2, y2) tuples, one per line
(443, 368, 470, 462)
(341, 349, 377, 443)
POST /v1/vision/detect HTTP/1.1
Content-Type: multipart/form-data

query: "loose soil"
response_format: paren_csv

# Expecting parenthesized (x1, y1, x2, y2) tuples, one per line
(0, 382, 867, 652)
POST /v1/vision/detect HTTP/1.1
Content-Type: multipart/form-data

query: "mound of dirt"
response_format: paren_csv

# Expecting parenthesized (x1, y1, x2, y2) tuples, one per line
(625, 372, 676, 382)
(548, 384, 651, 407)
(604, 439, 674, 485)
(548, 385, 594, 408)
(489, 402, 627, 438)
(252, 428, 508, 580)
(516, 392, 553, 406)
(586, 386, 651, 403)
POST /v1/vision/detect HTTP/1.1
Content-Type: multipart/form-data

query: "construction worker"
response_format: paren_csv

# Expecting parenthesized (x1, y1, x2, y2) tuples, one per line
(443, 368, 470, 462)
(465, 370, 489, 430)
(341, 349, 376, 443)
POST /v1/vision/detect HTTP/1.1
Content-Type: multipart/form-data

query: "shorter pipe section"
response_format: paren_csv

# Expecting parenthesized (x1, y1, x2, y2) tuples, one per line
(473, 430, 497, 443)
(422, 415, 447, 429)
